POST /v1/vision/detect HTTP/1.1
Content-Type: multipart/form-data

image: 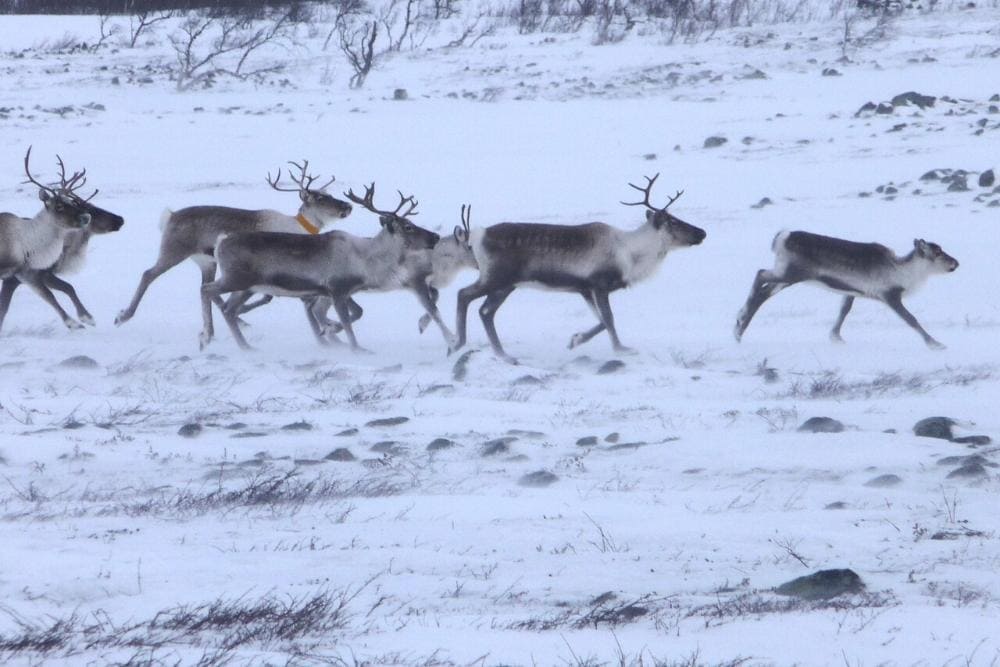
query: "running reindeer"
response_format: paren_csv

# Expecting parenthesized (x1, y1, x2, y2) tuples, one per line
(311, 203, 478, 349)
(733, 231, 959, 348)
(114, 160, 352, 348)
(1, 148, 123, 333)
(453, 173, 706, 364)
(202, 183, 441, 352)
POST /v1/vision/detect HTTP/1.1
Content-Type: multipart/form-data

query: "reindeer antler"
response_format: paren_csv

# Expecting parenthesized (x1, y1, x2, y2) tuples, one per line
(345, 183, 419, 219)
(267, 159, 336, 193)
(460, 204, 472, 235)
(22, 146, 58, 198)
(55, 154, 98, 201)
(620, 173, 683, 210)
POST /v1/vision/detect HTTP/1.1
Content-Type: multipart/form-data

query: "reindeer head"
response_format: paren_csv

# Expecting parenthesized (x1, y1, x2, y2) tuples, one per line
(622, 173, 706, 248)
(429, 204, 478, 288)
(345, 183, 440, 250)
(23, 147, 93, 230)
(267, 159, 353, 227)
(914, 238, 958, 273)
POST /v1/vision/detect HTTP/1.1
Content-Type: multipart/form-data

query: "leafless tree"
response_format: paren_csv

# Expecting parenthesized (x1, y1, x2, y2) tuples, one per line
(169, 11, 294, 91)
(338, 19, 378, 88)
(127, 10, 175, 48)
(95, 11, 121, 50)
(381, 0, 419, 51)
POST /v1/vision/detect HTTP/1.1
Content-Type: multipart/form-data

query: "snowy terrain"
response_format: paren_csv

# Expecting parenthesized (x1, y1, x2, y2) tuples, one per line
(1, 5, 999, 665)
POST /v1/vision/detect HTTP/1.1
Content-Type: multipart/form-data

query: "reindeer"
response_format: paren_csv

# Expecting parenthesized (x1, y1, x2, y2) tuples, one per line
(0, 156, 123, 333)
(202, 183, 440, 351)
(734, 231, 959, 348)
(0, 148, 109, 334)
(114, 160, 353, 348)
(452, 174, 706, 364)
(312, 204, 478, 349)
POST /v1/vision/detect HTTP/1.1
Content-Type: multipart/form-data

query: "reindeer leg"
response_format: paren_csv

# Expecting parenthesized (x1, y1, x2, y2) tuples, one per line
(455, 280, 490, 352)
(734, 269, 796, 341)
(591, 289, 634, 354)
(830, 296, 854, 343)
(417, 286, 439, 334)
(115, 252, 187, 325)
(20, 271, 83, 330)
(332, 294, 370, 353)
(0, 277, 21, 334)
(303, 298, 335, 347)
(479, 286, 517, 365)
(236, 294, 273, 315)
(883, 288, 944, 349)
(195, 257, 218, 350)
(202, 277, 254, 351)
(42, 272, 94, 326)
(568, 291, 606, 349)
(412, 283, 455, 351)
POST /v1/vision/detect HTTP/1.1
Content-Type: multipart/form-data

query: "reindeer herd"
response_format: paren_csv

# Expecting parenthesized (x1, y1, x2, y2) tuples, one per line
(0, 149, 961, 363)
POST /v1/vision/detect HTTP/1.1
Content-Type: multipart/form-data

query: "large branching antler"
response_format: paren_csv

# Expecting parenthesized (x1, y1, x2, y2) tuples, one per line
(345, 182, 420, 219)
(267, 158, 336, 193)
(23, 147, 96, 201)
(620, 172, 683, 210)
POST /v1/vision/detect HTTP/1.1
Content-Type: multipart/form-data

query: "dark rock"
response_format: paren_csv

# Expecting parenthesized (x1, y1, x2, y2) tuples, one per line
(576, 436, 598, 446)
(508, 429, 545, 438)
(855, 101, 877, 116)
(597, 360, 626, 375)
(751, 197, 773, 209)
(605, 432, 620, 443)
(947, 177, 969, 192)
(740, 68, 767, 80)
(421, 383, 454, 395)
(891, 91, 936, 109)
(937, 454, 988, 466)
(920, 169, 947, 181)
(58, 355, 99, 369)
(519, 470, 559, 487)
(370, 440, 405, 453)
(178, 423, 202, 438)
(703, 136, 727, 148)
(335, 428, 359, 437)
(887, 123, 906, 133)
(952, 435, 991, 446)
(821, 68, 841, 76)
(865, 473, 902, 488)
(775, 569, 864, 600)
(231, 431, 266, 438)
(225, 422, 247, 430)
(798, 417, 845, 433)
(825, 501, 848, 510)
(979, 169, 995, 187)
(991, 94, 1000, 102)
(366, 416, 409, 427)
(947, 462, 988, 479)
(883, 185, 898, 195)
(643, 153, 657, 160)
(325, 448, 356, 462)
(513, 374, 543, 386)
(913, 416, 956, 440)
(427, 437, 457, 451)
(294, 458, 324, 466)
(392, 88, 408, 101)
(281, 420, 312, 431)
(482, 437, 516, 456)
(452, 350, 475, 381)
(607, 441, 646, 451)
(876, 103, 894, 114)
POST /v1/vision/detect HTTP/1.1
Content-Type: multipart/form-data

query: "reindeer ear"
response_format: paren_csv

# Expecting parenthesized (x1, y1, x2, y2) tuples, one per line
(39, 188, 52, 203)
(914, 238, 927, 253)
(299, 190, 311, 202)
(381, 216, 395, 233)
(453, 225, 467, 243)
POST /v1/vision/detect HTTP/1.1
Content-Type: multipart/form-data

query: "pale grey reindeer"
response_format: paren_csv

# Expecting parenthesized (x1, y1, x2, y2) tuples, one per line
(203, 183, 441, 352)
(734, 230, 959, 348)
(312, 204, 478, 349)
(0, 149, 107, 334)
(0, 155, 124, 333)
(114, 160, 353, 348)
(453, 174, 706, 364)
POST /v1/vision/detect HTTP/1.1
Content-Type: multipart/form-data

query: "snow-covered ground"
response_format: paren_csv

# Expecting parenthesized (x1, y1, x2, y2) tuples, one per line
(1, 6, 999, 664)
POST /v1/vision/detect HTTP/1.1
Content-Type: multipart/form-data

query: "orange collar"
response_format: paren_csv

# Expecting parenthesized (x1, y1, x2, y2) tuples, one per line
(296, 213, 320, 235)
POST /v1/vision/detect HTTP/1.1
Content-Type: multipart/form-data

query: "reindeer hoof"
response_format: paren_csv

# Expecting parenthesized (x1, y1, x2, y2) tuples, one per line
(79, 314, 96, 327)
(733, 321, 744, 342)
(418, 314, 432, 333)
(927, 339, 946, 350)
(198, 331, 213, 350)
(497, 353, 519, 366)
(612, 344, 636, 355)
(829, 332, 845, 344)
(114, 310, 130, 326)
(568, 333, 585, 349)
(351, 345, 373, 355)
